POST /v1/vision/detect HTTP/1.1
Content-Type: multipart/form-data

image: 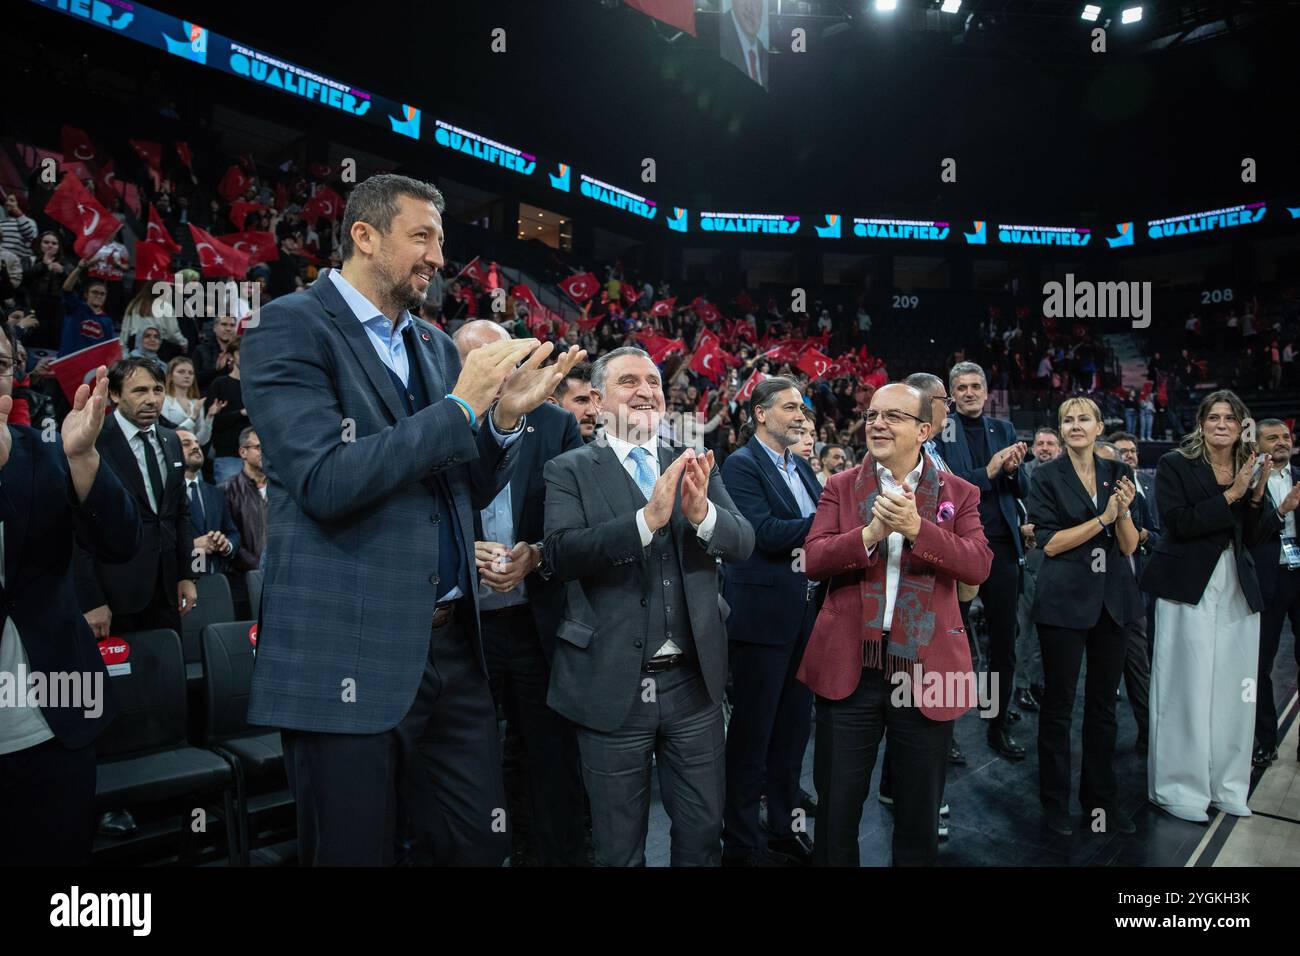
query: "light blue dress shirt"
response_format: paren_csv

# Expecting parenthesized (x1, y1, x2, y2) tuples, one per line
(326, 269, 524, 603)
(758, 440, 817, 518)
(478, 483, 528, 610)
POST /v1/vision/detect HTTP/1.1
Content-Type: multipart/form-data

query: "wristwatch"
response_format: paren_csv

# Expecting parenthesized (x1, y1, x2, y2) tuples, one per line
(531, 542, 551, 580)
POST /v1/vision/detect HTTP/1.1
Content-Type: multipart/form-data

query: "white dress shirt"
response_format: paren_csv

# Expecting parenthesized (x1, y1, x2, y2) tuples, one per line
(115, 408, 171, 513)
(605, 431, 717, 656)
(729, 10, 764, 84)
(1268, 466, 1296, 562)
(865, 456, 924, 632)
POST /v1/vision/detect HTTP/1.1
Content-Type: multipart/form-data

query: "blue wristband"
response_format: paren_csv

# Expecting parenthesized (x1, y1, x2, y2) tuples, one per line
(445, 394, 476, 427)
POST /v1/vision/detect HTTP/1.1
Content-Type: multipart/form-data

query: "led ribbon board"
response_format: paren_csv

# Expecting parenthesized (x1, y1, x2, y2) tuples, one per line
(699, 212, 800, 234)
(578, 175, 656, 219)
(433, 120, 535, 176)
(854, 218, 950, 241)
(1146, 202, 1267, 240)
(27, 0, 425, 136)
(997, 224, 1091, 247)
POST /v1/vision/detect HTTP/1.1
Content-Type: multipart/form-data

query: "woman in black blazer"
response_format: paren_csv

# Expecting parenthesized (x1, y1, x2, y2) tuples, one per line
(1027, 397, 1142, 837)
(1141, 389, 1279, 823)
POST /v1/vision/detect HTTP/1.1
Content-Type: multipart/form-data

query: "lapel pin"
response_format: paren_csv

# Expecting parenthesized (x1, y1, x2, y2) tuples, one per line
(526, 426, 535, 433)
(420, 331, 430, 341)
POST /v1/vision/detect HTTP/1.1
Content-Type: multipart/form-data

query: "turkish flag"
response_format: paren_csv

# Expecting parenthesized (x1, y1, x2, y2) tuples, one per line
(44, 173, 119, 258)
(189, 224, 250, 278)
(624, 0, 696, 36)
(14, 143, 63, 175)
(229, 201, 270, 230)
(217, 164, 252, 202)
(797, 348, 833, 381)
(695, 329, 720, 354)
(690, 344, 727, 384)
(147, 205, 181, 253)
(308, 162, 334, 180)
(134, 241, 174, 283)
(50, 339, 121, 404)
(60, 126, 99, 165)
(621, 283, 640, 307)
(218, 230, 279, 265)
(93, 160, 118, 209)
(129, 139, 161, 171)
(692, 298, 721, 324)
(456, 255, 487, 286)
(511, 283, 545, 315)
(650, 297, 675, 318)
(647, 337, 687, 365)
(558, 272, 600, 304)
(175, 141, 193, 169)
(763, 344, 803, 366)
(303, 186, 343, 223)
(577, 311, 602, 334)
(736, 370, 767, 406)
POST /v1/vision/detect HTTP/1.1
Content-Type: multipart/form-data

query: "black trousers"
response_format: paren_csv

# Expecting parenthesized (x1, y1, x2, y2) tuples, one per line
(723, 599, 816, 855)
(812, 668, 953, 867)
(1036, 609, 1128, 815)
(961, 537, 1019, 732)
(576, 662, 725, 867)
(482, 605, 587, 866)
(1257, 566, 1300, 750)
(0, 736, 98, 865)
(281, 607, 508, 866)
(1122, 612, 1151, 747)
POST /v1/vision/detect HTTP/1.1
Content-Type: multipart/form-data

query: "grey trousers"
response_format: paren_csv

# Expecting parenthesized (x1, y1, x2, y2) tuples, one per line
(576, 663, 725, 867)
(1016, 564, 1045, 689)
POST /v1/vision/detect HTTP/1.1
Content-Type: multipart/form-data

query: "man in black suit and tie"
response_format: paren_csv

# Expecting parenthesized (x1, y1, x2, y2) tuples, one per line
(176, 428, 239, 577)
(719, 376, 821, 866)
(940, 361, 1029, 760)
(720, 0, 771, 90)
(76, 357, 198, 641)
(454, 320, 587, 867)
(543, 345, 755, 866)
(1108, 433, 1158, 753)
(1249, 419, 1300, 766)
(0, 330, 140, 865)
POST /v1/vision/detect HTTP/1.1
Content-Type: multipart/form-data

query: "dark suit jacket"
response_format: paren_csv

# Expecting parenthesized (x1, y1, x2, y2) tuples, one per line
(1137, 471, 1160, 533)
(1248, 464, 1300, 605)
(240, 270, 518, 734)
(543, 439, 754, 732)
(473, 400, 583, 660)
(1026, 454, 1144, 629)
(2, 427, 142, 747)
(74, 414, 197, 615)
(720, 435, 822, 645)
(1140, 451, 1280, 612)
(186, 476, 240, 575)
(940, 413, 1029, 560)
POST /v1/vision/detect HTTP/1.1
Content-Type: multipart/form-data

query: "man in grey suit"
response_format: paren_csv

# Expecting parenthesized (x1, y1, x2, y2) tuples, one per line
(543, 346, 754, 866)
(241, 174, 582, 866)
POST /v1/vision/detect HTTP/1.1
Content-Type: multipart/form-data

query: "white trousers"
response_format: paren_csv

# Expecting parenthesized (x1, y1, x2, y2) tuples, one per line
(1149, 549, 1259, 819)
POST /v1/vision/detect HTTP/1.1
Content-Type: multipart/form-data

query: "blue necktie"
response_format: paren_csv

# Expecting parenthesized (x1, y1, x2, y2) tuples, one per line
(628, 446, 656, 500)
(188, 480, 205, 529)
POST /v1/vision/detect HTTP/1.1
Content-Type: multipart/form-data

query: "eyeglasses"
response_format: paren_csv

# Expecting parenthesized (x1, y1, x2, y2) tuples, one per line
(864, 409, 928, 427)
(938, 396, 956, 410)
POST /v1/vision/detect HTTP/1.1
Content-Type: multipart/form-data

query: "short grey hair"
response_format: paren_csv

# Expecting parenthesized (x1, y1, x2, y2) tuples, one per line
(340, 174, 445, 261)
(948, 361, 987, 392)
(591, 346, 653, 395)
(904, 372, 944, 423)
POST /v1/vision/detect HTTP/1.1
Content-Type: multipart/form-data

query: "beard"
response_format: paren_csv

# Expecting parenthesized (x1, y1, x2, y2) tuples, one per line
(377, 257, 427, 315)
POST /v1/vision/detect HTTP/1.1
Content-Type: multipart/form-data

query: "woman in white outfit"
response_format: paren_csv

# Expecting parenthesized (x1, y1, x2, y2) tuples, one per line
(159, 355, 224, 448)
(1140, 390, 1279, 822)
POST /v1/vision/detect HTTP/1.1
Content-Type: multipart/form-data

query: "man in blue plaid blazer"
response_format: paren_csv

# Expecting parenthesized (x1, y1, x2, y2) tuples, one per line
(241, 175, 582, 866)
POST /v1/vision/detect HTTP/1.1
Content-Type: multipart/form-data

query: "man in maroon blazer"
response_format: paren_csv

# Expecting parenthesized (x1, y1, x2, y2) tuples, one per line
(798, 382, 993, 866)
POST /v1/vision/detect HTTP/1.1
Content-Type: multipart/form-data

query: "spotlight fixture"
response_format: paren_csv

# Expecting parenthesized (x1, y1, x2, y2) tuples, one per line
(874, 0, 898, 12)
(940, 0, 961, 12)
(1121, 5, 1142, 23)
(1081, 4, 1101, 20)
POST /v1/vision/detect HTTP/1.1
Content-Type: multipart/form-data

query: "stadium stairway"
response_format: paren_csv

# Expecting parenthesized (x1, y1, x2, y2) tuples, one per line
(1105, 333, 1149, 392)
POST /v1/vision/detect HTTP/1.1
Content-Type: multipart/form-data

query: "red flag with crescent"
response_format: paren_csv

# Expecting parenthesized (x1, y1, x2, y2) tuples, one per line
(147, 205, 181, 253)
(217, 230, 279, 265)
(44, 173, 118, 258)
(188, 224, 250, 278)
(558, 272, 599, 304)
